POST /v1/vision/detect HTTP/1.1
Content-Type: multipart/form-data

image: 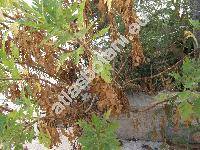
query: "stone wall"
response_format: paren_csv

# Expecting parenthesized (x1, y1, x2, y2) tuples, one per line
(116, 93, 166, 141)
(116, 93, 200, 144)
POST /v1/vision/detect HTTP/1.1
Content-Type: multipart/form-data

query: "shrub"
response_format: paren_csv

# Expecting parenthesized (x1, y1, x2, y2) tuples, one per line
(77, 112, 120, 150)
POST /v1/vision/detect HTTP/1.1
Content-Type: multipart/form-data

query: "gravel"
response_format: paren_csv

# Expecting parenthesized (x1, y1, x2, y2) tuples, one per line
(122, 140, 163, 150)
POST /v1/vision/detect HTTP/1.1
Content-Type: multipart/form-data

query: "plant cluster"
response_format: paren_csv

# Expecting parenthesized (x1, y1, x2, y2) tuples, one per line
(77, 112, 120, 150)
(156, 57, 200, 144)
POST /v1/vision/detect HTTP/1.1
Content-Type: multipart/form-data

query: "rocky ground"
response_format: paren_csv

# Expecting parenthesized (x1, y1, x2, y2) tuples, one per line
(25, 139, 164, 150)
(121, 139, 200, 150)
(121, 139, 163, 150)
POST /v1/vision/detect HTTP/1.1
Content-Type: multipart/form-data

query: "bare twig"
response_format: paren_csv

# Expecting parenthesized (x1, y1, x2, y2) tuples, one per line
(78, 99, 92, 107)
(0, 23, 9, 29)
(0, 106, 13, 112)
(123, 49, 199, 88)
(138, 99, 169, 112)
(85, 98, 96, 113)
(113, 57, 128, 81)
(24, 119, 39, 130)
(3, 13, 16, 20)
(0, 77, 60, 88)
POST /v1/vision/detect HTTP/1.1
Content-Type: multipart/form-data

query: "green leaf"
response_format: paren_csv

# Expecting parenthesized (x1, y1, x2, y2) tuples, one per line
(182, 57, 191, 74)
(2, 59, 14, 69)
(92, 55, 112, 83)
(77, 0, 86, 28)
(72, 47, 84, 64)
(177, 91, 190, 102)
(38, 131, 51, 148)
(155, 93, 168, 101)
(11, 67, 20, 79)
(0, 0, 15, 7)
(100, 63, 112, 83)
(57, 46, 84, 71)
(103, 109, 112, 120)
(169, 72, 181, 81)
(14, 144, 23, 150)
(0, 114, 7, 132)
(93, 27, 109, 40)
(190, 20, 200, 30)
(179, 101, 193, 121)
(11, 43, 20, 59)
(193, 98, 200, 118)
(0, 48, 7, 60)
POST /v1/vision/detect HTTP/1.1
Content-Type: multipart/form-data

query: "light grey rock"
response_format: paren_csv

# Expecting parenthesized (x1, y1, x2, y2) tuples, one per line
(116, 92, 200, 144)
(117, 92, 166, 141)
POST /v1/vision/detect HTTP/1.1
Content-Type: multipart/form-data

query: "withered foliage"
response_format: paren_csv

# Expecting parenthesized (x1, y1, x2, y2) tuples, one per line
(0, 0, 145, 147)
